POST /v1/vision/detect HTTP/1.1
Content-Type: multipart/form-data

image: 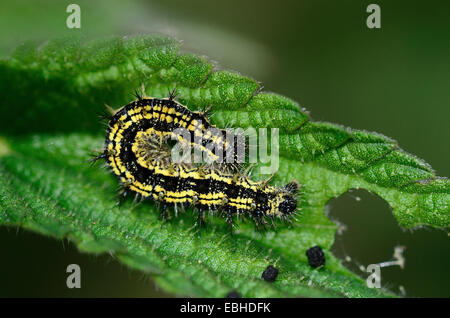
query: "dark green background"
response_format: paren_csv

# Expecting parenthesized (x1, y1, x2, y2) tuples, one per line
(0, 0, 448, 297)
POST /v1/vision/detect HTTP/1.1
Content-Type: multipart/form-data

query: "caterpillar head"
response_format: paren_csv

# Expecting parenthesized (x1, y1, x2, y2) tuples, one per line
(277, 181, 299, 216)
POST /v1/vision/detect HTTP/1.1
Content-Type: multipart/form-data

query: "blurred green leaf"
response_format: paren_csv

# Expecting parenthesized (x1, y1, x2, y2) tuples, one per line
(0, 34, 448, 297)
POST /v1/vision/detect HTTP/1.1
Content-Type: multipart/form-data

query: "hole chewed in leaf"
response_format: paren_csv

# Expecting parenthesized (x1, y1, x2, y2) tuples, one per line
(328, 189, 450, 297)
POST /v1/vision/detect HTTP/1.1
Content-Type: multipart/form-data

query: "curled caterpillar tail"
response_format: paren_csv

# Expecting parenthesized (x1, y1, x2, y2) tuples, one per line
(99, 92, 299, 229)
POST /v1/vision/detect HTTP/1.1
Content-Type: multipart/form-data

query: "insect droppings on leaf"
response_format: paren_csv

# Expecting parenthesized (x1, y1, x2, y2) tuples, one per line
(225, 291, 241, 298)
(261, 265, 279, 282)
(306, 245, 326, 268)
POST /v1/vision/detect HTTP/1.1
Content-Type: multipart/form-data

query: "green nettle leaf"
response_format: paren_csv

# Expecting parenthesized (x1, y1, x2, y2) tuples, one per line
(0, 34, 448, 297)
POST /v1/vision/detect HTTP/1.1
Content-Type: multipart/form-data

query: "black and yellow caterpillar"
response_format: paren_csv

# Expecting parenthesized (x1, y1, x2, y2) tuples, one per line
(97, 92, 299, 228)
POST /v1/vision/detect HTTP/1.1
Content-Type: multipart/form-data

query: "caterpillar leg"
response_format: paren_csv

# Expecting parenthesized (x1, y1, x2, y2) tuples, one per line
(255, 214, 267, 232)
(226, 209, 234, 234)
(269, 216, 277, 230)
(197, 209, 206, 228)
(173, 203, 179, 218)
(116, 187, 130, 207)
(160, 203, 169, 223)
